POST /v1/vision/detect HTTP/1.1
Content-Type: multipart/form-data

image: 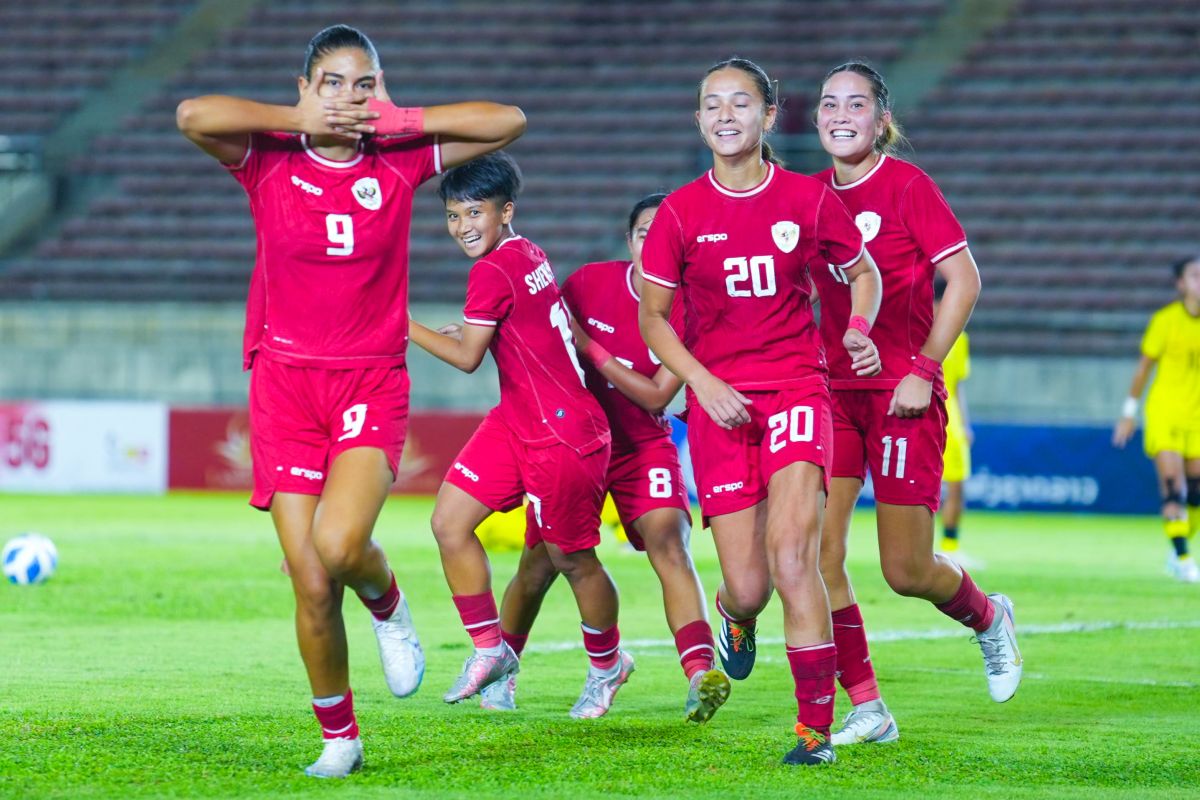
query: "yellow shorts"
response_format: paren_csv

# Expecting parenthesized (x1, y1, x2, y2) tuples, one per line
(1143, 414, 1200, 459)
(942, 425, 972, 483)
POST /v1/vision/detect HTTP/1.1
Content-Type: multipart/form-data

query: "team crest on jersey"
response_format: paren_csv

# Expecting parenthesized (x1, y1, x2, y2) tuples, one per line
(855, 211, 882, 243)
(352, 177, 382, 210)
(771, 221, 800, 254)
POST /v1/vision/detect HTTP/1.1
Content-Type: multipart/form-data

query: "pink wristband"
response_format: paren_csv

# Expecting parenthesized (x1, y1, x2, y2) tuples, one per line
(847, 315, 871, 335)
(582, 340, 613, 367)
(910, 353, 940, 382)
(366, 99, 424, 136)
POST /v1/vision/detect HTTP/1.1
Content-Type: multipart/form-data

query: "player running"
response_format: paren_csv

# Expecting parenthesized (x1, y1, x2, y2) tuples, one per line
(810, 62, 1023, 748)
(640, 58, 883, 765)
(176, 24, 525, 778)
(409, 152, 633, 719)
(1113, 255, 1200, 583)
(481, 194, 730, 723)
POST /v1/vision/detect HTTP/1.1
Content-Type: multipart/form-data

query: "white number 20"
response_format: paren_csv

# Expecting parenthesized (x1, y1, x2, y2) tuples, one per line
(725, 256, 777, 298)
(768, 405, 813, 454)
(326, 213, 354, 256)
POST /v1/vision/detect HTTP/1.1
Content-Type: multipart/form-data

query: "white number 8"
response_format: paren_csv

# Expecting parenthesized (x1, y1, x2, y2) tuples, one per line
(648, 467, 673, 498)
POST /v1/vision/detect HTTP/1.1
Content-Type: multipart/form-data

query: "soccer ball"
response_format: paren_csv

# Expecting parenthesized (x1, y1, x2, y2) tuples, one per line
(2, 534, 58, 585)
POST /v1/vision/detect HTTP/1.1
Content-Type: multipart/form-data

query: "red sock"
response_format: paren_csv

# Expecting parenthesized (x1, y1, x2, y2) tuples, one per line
(934, 570, 995, 633)
(581, 623, 620, 670)
(501, 629, 528, 657)
(674, 619, 716, 678)
(358, 572, 400, 621)
(715, 590, 757, 627)
(832, 604, 881, 705)
(312, 688, 359, 740)
(452, 592, 503, 649)
(786, 642, 836, 735)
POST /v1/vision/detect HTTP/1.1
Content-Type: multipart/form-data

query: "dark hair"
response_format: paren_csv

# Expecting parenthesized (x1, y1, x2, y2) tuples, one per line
(699, 57, 784, 166)
(303, 25, 380, 80)
(438, 151, 523, 206)
(626, 193, 667, 237)
(1172, 256, 1200, 280)
(818, 61, 908, 155)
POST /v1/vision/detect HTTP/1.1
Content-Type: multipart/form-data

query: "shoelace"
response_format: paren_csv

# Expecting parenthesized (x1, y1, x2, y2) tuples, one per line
(972, 631, 1008, 676)
(794, 724, 828, 752)
(729, 624, 754, 654)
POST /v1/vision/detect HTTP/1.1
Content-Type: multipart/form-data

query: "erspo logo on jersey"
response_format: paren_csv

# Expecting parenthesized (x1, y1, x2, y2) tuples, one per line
(587, 318, 615, 334)
(453, 462, 480, 482)
(696, 233, 728, 243)
(709, 481, 745, 494)
(289, 466, 324, 481)
(291, 176, 323, 196)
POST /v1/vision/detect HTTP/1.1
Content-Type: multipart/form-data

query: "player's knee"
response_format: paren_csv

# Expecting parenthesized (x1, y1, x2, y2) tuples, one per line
(291, 574, 339, 617)
(645, 532, 693, 574)
(720, 580, 771, 618)
(515, 558, 558, 595)
(547, 547, 598, 581)
(818, 537, 848, 579)
(880, 559, 933, 598)
(429, 506, 475, 550)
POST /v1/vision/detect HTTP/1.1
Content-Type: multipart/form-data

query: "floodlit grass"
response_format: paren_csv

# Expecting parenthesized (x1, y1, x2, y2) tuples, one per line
(1, 493, 1196, 799)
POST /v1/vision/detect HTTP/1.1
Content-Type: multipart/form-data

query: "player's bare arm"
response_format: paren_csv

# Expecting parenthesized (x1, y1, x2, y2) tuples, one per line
(408, 319, 494, 373)
(639, 281, 751, 430)
(1113, 355, 1155, 447)
(889, 248, 980, 417)
(841, 250, 883, 377)
(571, 319, 683, 415)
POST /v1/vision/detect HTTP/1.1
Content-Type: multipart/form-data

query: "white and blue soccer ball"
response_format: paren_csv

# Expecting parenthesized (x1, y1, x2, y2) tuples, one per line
(2, 534, 58, 585)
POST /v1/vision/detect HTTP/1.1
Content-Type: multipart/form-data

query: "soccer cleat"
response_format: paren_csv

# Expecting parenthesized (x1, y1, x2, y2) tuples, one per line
(444, 644, 520, 704)
(972, 593, 1023, 703)
(685, 668, 731, 724)
(569, 650, 634, 719)
(1166, 554, 1200, 584)
(782, 725, 836, 766)
(304, 737, 363, 778)
(371, 595, 425, 698)
(831, 698, 899, 745)
(480, 672, 518, 711)
(717, 618, 757, 680)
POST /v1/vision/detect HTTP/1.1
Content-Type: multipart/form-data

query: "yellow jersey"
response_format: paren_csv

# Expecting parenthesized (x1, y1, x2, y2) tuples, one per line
(1142, 301, 1200, 427)
(943, 331, 970, 437)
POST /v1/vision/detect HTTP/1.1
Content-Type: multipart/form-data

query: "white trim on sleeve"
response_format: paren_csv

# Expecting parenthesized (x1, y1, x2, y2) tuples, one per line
(463, 316, 498, 327)
(930, 240, 968, 264)
(642, 272, 679, 289)
(433, 134, 443, 175)
(224, 137, 253, 171)
(832, 244, 866, 270)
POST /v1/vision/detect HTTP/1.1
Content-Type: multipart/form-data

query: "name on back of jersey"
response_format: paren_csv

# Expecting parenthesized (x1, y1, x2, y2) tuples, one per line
(525, 260, 555, 294)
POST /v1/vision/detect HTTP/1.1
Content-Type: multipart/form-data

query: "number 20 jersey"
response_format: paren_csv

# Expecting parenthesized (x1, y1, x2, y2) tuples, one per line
(641, 163, 865, 393)
(227, 132, 441, 370)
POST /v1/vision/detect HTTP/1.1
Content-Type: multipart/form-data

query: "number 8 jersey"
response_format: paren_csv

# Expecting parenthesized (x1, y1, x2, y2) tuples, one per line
(227, 132, 441, 370)
(641, 162, 864, 393)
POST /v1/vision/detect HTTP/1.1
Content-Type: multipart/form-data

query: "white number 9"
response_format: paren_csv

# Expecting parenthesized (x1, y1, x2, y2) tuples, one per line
(326, 213, 354, 256)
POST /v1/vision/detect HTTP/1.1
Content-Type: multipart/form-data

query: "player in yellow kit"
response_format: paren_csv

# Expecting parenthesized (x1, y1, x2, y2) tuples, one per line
(1113, 256, 1200, 583)
(939, 327, 974, 561)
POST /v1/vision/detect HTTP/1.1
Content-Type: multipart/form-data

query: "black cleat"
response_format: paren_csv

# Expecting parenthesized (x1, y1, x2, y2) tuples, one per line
(782, 725, 836, 766)
(717, 617, 757, 680)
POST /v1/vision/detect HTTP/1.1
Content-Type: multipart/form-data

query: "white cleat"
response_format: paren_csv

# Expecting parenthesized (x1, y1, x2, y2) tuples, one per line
(831, 698, 899, 745)
(304, 737, 363, 778)
(480, 672, 518, 711)
(973, 594, 1023, 703)
(570, 650, 634, 719)
(444, 644, 520, 704)
(1166, 554, 1200, 584)
(371, 596, 425, 698)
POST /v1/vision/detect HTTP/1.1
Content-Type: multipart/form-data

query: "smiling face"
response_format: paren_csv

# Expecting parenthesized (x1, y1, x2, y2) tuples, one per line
(816, 69, 889, 161)
(696, 67, 777, 161)
(445, 197, 514, 259)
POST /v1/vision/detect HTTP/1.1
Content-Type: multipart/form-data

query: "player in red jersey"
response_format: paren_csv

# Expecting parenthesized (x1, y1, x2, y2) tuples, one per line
(810, 63, 1023, 747)
(408, 152, 632, 720)
(477, 194, 730, 723)
(639, 58, 884, 766)
(176, 25, 525, 778)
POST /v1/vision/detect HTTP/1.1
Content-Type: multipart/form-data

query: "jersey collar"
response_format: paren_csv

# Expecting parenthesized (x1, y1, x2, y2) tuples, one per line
(832, 153, 887, 190)
(625, 262, 640, 301)
(301, 134, 365, 169)
(707, 161, 775, 198)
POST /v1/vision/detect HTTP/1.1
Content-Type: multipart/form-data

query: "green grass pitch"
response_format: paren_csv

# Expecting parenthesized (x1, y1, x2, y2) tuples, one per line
(1, 493, 1197, 799)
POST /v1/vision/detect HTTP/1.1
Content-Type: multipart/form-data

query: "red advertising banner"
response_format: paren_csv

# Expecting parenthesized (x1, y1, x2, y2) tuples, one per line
(168, 408, 483, 494)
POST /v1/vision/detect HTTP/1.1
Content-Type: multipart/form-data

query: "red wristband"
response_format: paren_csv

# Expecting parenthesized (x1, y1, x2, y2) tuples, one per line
(847, 315, 871, 336)
(582, 340, 613, 367)
(910, 353, 940, 382)
(367, 99, 424, 136)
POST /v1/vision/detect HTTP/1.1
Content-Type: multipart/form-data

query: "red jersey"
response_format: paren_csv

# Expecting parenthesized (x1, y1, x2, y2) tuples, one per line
(561, 260, 681, 453)
(228, 132, 440, 369)
(812, 155, 967, 392)
(641, 163, 864, 393)
(463, 236, 611, 454)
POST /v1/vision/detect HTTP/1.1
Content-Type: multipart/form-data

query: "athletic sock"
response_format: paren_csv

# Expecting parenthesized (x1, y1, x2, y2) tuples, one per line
(581, 623, 620, 670)
(1166, 518, 1190, 558)
(673, 619, 716, 679)
(934, 569, 995, 633)
(501, 629, 529, 658)
(831, 604, 881, 705)
(358, 571, 401, 621)
(1188, 478, 1200, 538)
(715, 590, 757, 629)
(942, 526, 960, 552)
(786, 642, 836, 736)
(312, 688, 359, 740)
(452, 592, 503, 649)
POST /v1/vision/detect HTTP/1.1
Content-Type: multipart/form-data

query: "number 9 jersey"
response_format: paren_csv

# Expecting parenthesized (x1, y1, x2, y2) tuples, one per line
(641, 162, 864, 393)
(227, 132, 442, 370)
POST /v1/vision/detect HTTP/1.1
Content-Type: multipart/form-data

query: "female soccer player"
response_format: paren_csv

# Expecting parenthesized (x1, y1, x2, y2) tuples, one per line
(481, 194, 730, 724)
(176, 24, 525, 778)
(409, 152, 632, 720)
(1113, 256, 1200, 583)
(639, 58, 883, 766)
(810, 62, 1022, 748)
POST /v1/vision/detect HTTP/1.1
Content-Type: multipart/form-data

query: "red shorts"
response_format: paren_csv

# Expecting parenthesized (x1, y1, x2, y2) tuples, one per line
(446, 410, 610, 554)
(830, 389, 947, 512)
(607, 438, 692, 550)
(687, 387, 833, 523)
(249, 357, 409, 510)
